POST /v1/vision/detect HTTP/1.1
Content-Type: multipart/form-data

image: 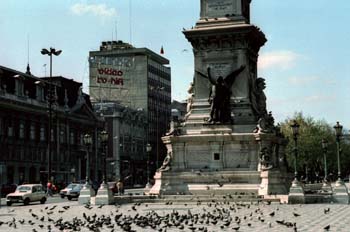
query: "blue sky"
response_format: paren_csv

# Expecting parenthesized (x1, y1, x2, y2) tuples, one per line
(0, 0, 349, 127)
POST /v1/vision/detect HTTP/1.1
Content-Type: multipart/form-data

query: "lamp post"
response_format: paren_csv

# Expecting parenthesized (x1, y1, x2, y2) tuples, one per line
(79, 133, 94, 204)
(145, 143, 152, 189)
(334, 121, 343, 184)
(100, 130, 109, 184)
(41, 47, 62, 183)
(290, 120, 300, 184)
(321, 139, 328, 183)
(83, 134, 92, 185)
(288, 119, 304, 203)
(321, 138, 332, 191)
(154, 86, 164, 169)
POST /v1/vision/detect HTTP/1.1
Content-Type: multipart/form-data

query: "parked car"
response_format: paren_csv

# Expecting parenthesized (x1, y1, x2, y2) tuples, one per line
(59, 183, 81, 199)
(66, 184, 84, 200)
(6, 184, 46, 206)
(1, 184, 17, 197)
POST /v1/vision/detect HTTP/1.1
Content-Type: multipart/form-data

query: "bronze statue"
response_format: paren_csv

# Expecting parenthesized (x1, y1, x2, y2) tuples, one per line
(196, 65, 245, 123)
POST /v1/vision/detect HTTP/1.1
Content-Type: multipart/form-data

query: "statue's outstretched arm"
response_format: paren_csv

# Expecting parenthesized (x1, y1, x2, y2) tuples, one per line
(207, 67, 216, 85)
(224, 65, 246, 87)
(195, 70, 208, 79)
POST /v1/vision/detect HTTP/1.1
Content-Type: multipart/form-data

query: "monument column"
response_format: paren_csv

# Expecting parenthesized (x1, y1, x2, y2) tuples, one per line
(184, 0, 266, 127)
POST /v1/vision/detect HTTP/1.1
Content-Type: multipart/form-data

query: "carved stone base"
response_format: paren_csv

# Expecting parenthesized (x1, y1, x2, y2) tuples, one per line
(332, 180, 349, 204)
(288, 179, 305, 204)
(78, 183, 95, 205)
(95, 182, 114, 205)
(258, 170, 289, 196)
(149, 170, 262, 196)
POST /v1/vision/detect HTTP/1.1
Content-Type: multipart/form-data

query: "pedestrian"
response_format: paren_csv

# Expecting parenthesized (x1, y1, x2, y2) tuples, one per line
(116, 179, 124, 195)
(46, 181, 53, 197)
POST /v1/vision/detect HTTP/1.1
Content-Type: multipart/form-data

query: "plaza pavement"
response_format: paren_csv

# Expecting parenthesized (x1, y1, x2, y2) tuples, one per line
(0, 197, 349, 232)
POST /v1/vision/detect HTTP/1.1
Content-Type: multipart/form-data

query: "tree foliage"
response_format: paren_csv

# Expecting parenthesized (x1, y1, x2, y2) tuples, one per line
(279, 112, 350, 180)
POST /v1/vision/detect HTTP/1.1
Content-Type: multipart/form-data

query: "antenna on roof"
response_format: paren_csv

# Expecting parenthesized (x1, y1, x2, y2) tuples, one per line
(26, 34, 31, 75)
(115, 19, 118, 41)
(129, 0, 132, 44)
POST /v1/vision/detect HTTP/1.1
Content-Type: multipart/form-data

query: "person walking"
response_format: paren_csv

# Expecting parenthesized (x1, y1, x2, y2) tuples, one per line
(116, 180, 124, 195)
(46, 181, 53, 197)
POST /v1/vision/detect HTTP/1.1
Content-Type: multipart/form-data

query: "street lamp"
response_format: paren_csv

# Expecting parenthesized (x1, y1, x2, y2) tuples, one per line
(146, 143, 152, 189)
(83, 134, 92, 185)
(41, 47, 62, 183)
(334, 121, 343, 184)
(100, 130, 109, 184)
(321, 139, 328, 182)
(290, 120, 300, 184)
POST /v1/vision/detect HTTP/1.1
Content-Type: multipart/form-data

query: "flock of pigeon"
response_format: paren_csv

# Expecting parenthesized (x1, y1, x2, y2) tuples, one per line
(0, 199, 334, 232)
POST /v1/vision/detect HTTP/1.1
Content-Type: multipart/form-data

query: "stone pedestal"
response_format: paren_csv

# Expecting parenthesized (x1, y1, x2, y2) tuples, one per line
(78, 183, 95, 205)
(332, 180, 349, 204)
(95, 182, 114, 205)
(259, 170, 289, 196)
(321, 181, 333, 193)
(288, 179, 305, 204)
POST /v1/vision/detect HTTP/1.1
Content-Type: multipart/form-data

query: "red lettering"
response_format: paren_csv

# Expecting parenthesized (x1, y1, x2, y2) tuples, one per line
(96, 68, 124, 77)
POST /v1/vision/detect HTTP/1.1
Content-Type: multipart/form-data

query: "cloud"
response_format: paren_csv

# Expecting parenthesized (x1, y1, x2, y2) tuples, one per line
(304, 95, 335, 103)
(258, 50, 300, 70)
(288, 76, 320, 85)
(70, 3, 117, 18)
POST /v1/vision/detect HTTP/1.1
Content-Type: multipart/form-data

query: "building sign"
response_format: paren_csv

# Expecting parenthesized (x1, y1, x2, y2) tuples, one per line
(98, 68, 123, 76)
(97, 77, 124, 86)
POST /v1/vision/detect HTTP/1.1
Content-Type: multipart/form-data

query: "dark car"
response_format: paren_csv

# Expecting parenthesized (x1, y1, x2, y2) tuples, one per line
(66, 184, 84, 200)
(1, 184, 17, 197)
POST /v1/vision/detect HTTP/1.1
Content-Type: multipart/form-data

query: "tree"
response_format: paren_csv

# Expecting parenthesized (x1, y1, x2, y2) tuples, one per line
(279, 112, 350, 182)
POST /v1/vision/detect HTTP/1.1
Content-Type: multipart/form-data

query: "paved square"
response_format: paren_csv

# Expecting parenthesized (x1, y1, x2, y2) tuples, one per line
(0, 200, 349, 231)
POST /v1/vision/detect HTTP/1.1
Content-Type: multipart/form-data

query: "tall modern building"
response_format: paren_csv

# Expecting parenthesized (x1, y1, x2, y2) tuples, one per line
(89, 41, 171, 179)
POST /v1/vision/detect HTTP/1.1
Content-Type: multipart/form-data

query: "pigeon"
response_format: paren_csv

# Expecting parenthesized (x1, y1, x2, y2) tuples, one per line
(293, 212, 301, 217)
(49, 205, 57, 210)
(324, 208, 330, 214)
(324, 224, 330, 231)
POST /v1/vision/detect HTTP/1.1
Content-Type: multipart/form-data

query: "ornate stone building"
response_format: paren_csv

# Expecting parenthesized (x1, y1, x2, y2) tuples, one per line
(0, 65, 101, 186)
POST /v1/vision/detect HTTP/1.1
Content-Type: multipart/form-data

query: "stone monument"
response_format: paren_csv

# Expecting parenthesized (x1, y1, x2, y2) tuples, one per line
(150, 0, 290, 197)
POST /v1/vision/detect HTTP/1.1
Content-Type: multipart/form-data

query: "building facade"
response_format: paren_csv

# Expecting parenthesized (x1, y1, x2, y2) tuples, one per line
(0, 65, 101, 187)
(89, 41, 171, 175)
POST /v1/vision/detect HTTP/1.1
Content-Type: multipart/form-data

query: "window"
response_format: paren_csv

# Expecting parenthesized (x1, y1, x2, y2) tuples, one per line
(60, 130, 65, 144)
(40, 127, 45, 141)
(8, 125, 13, 137)
(214, 153, 220, 161)
(0, 117, 2, 136)
(19, 122, 25, 139)
(70, 131, 75, 145)
(30, 124, 35, 140)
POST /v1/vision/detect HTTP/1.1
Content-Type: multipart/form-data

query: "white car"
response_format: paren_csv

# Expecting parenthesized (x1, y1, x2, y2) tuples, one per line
(59, 183, 80, 199)
(6, 184, 46, 206)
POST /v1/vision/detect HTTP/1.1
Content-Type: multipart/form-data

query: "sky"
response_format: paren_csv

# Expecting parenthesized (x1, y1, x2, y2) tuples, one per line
(0, 0, 350, 127)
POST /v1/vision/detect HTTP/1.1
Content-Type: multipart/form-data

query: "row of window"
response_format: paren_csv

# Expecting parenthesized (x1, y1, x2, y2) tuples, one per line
(148, 65, 171, 81)
(0, 117, 92, 146)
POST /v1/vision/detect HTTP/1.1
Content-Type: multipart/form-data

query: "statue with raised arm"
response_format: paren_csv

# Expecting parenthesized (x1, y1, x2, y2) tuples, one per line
(196, 65, 245, 123)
